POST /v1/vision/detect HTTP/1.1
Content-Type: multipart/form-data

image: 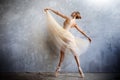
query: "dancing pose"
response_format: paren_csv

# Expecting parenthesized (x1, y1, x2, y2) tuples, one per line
(44, 8, 91, 78)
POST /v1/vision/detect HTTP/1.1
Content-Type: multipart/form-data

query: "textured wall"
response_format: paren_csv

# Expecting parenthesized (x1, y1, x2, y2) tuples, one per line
(0, 0, 120, 72)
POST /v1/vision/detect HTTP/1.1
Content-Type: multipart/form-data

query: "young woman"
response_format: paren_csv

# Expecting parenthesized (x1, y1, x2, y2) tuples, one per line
(44, 8, 91, 78)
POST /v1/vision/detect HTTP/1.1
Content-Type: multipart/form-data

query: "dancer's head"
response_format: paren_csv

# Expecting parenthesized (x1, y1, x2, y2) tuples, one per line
(71, 11, 81, 19)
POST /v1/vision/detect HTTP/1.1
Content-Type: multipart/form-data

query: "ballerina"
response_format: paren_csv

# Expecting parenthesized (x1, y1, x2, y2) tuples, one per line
(44, 8, 91, 78)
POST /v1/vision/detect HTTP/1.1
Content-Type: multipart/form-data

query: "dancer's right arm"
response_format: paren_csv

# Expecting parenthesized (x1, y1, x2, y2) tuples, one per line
(44, 8, 69, 20)
(74, 24, 92, 43)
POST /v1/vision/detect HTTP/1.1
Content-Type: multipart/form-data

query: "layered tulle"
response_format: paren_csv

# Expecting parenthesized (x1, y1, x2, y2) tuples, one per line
(45, 11, 90, 56)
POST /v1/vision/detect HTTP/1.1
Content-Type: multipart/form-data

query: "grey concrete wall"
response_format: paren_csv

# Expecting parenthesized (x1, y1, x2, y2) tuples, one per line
(0, 0, 120, 72)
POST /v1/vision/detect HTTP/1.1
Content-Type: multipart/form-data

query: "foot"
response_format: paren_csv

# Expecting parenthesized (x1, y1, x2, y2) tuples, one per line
(80, 73, 85, 78)
(55, 66, 61, 77)
(55, 71, 59, 77)
(78, 67, 85, 78)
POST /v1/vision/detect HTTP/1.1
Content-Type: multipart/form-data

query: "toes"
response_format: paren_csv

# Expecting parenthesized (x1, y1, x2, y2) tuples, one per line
(55, 72, 59, 77)
(81, 73, 85, 78)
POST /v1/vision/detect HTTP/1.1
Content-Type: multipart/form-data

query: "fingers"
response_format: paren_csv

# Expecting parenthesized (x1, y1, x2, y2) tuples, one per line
(44, 8, 48, 12)
(89, 38, 91, 42)
(44, 8, 51, 12)
(88, 38, 92, 43)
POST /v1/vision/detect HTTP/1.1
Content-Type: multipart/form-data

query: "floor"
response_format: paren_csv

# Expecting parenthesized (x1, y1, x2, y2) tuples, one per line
(0, 72, 120, 80)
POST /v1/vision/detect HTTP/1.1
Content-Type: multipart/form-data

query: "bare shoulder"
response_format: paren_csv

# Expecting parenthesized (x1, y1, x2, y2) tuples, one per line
(65, 16, 71, 20)
(64, 18, 71, 24)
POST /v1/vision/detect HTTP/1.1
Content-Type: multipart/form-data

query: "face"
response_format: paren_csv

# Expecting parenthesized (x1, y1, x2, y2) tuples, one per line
(71, 11, 81, 19)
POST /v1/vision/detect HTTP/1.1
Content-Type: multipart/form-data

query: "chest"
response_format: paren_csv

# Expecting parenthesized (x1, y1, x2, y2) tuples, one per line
(63, 19, 75, 29)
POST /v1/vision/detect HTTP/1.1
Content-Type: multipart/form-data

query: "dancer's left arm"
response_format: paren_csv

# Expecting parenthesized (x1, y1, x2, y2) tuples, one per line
(74, 24, 92, 42)
(44, 8, 69, 19)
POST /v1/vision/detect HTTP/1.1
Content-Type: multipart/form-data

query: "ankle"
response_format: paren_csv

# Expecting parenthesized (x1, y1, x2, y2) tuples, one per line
(56, 66, 61, 72)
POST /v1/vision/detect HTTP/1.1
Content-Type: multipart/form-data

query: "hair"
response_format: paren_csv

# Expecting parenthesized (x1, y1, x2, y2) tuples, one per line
(71, 11, 81, 19)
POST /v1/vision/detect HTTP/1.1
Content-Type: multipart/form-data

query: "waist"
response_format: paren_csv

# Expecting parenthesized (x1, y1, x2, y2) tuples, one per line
(63, 27, 71, 31)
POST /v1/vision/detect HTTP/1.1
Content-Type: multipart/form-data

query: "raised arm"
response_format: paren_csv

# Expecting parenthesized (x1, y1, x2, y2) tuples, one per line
(74, 24, 92, 42)
(44, 8, 69, 19)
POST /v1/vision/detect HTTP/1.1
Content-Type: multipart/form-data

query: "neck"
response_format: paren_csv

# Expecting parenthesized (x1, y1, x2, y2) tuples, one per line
(72, 17, 76, 19)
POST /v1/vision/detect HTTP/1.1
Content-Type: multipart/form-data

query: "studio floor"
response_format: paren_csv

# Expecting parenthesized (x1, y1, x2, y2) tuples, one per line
(0, 72, 120, 80)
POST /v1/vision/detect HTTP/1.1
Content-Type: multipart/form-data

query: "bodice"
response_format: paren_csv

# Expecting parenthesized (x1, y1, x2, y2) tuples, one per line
(63, 19, 75, 31)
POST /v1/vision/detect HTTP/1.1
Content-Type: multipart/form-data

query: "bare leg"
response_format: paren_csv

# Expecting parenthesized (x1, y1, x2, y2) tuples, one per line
(55, 47, 65, 77)
(70, 48, 85, 78)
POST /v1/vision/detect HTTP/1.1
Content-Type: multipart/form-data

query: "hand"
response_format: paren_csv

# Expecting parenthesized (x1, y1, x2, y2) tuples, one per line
(88, 37, 92, 43)
(44, 8, 48, 12)
(44, 8, 50, 12)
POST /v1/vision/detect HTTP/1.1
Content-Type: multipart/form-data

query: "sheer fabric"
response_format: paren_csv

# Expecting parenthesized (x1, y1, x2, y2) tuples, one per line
(45, 11, 90, 56)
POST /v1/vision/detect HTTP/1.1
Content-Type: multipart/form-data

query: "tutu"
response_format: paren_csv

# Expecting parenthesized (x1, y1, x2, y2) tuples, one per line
(45, 11, 90, 56)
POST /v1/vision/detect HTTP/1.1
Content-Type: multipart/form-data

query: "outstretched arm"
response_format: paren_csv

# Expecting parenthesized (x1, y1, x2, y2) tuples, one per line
(74, 24, 92, 42)
(44, 8, 69, 19)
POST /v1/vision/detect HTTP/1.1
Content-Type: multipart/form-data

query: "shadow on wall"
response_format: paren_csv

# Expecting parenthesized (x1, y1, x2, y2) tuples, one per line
(0, 48, 13, 72)
(0, 13, 13, 71)
(112, 40, 120, 72)
(115, 47, 120, 72)
(101, 37, 120, 72)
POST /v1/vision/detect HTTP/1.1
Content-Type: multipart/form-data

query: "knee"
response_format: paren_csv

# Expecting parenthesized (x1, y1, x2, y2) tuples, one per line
(70, 49, 78, 56)
(60, 48, 65, 53)
(73, 52, 79, 58)
(60, 50, 65, 55)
